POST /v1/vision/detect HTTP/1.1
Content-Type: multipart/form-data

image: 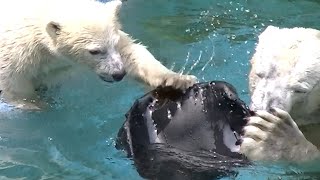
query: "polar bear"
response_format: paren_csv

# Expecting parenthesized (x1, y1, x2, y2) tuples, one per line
(240, 26, 320, 162)
(0, 0, 196, 110)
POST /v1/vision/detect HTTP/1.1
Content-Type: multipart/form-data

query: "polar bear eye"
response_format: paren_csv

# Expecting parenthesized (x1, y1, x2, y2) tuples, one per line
(291, 84, 309, 94)
(89, 50, 102, 55)
(293, 89, 308, 94)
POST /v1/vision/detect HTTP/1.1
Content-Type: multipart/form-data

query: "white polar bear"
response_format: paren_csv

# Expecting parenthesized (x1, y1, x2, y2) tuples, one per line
(240, 26, 320, 162)
(0, 0, 196, 110)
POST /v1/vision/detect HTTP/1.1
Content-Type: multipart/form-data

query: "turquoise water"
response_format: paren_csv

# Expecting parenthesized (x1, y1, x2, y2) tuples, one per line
(0, 0, 320, 179)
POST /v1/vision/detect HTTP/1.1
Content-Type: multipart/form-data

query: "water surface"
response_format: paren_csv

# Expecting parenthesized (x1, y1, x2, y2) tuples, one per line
(1, 0, 320, 179)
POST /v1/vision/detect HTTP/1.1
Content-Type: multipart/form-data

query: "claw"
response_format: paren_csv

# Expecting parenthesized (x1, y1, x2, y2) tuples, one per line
(249, 110, 256, 116)
(235, 139, 243, 146)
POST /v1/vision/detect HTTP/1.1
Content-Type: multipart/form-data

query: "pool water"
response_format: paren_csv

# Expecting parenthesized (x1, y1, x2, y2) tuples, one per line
(1, 0, 320, 179)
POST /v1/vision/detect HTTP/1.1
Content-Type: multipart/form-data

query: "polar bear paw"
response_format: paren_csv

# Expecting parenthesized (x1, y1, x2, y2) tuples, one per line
(240, 107, 320, 162)
(161, 74, 197, 90)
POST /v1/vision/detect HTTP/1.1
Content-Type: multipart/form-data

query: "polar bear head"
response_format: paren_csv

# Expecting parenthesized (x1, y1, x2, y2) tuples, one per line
(45, 0, 125, 82)
(249, 26, 320, 119)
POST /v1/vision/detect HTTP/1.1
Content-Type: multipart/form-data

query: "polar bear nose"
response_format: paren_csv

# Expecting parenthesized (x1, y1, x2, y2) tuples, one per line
(112, 71, 126, 81)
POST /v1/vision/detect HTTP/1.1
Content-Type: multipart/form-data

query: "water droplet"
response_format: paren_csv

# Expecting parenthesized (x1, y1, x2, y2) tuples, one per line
(167, 109, 172, 120)
(176, 102, 181, 109)
(169, 62, 176, 70)
(233, 163, 240, 166)
(148, 104, 154, 109)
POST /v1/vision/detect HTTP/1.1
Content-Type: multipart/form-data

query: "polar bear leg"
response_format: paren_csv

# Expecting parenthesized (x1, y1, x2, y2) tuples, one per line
(1, 75, 47, 110)
(118, 31, 197, 90)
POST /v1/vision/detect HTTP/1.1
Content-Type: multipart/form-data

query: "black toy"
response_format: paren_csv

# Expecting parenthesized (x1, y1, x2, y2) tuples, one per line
(116, 81, 251, 180)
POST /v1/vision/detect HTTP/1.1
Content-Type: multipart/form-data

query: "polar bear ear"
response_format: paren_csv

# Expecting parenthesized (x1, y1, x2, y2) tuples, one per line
(46, 21, 62, 38)
(108, 0, 122, 17)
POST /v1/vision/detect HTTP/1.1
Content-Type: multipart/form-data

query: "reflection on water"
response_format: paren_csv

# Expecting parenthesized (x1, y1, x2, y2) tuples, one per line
(0, 0, 320, 179)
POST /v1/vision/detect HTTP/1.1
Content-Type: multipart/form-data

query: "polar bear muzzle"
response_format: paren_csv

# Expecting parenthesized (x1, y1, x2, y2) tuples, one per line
(94, 50, 126, 82)
(98, 69, 126, 82)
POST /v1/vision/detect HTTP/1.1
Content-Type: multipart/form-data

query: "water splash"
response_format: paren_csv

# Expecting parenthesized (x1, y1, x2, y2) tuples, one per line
(186, 50, 203, 75)
(198, 37, 215, 82)
(179, 51, 190, 75)
(0, 100, 14, 112)
(169, 62, 176, 71)
(200, 45, 215, 72)
(177, 35, 215, 80)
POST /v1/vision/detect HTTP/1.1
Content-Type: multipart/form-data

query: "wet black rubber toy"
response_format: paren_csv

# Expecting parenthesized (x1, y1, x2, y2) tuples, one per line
(116, 81, 251, 180)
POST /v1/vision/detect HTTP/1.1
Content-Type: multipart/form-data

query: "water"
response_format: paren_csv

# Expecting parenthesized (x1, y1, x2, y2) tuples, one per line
(1, 0, 320, 179)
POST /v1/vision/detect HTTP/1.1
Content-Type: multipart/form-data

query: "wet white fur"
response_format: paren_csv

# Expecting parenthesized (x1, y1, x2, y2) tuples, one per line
(0, 0, 196, 110)
(241, 26, 320, 162)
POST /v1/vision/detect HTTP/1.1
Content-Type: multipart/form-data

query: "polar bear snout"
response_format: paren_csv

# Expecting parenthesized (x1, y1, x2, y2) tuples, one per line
(98, 69, 126, 82)
(99, 71, 127, 82)
(97, 67, 126, 82)
(95, 51, 126, 82)
(111, 71, 126, 81)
